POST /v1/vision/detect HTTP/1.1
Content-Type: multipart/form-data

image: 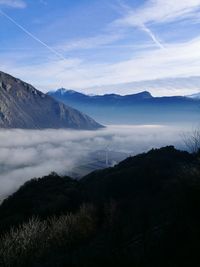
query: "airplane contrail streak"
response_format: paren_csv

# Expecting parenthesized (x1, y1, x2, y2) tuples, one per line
(0, 9, 67, 60)
(141, 24, 164, 49)
(115, 1, 164, 50)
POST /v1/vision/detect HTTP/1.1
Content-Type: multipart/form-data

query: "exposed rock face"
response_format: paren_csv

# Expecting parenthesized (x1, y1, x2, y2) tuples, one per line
(0, 71, 103, 129)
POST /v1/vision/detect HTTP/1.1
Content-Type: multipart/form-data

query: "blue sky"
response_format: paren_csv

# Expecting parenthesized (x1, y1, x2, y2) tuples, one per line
(0, 0, 200, 95)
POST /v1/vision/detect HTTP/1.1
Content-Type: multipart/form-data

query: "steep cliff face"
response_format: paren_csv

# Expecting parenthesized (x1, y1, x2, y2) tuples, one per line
(0, 71, 103, 129)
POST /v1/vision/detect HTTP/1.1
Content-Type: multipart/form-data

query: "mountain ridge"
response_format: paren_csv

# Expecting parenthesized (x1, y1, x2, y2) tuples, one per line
(0, 71, 103, 130)
(48, 88, 154, 99)
(48, 88, 200, 125)
(49, 87, 200, 99)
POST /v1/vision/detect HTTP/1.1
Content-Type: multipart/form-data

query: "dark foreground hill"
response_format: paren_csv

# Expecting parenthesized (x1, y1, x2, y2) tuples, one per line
(1, 146, 200, 267)
(0, 72, 102, 129)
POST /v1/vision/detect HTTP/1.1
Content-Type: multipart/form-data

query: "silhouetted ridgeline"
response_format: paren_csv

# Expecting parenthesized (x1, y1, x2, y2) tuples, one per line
(1, 146, 200, 267)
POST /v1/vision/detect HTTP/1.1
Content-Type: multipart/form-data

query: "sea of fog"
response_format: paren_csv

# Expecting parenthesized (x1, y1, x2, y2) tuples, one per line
(0, 124, 196, 200)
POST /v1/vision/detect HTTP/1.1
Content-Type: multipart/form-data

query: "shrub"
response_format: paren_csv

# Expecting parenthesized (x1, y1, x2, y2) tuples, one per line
(0, 204, 96, 267)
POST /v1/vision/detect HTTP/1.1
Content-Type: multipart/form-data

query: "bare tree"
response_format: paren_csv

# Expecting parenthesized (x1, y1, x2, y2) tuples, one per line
(0, 204, 96, 267)
(182, 128, 200, 153)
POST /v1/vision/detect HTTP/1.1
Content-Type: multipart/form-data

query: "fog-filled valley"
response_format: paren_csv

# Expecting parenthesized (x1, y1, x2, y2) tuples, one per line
(0, 124, 194, 200)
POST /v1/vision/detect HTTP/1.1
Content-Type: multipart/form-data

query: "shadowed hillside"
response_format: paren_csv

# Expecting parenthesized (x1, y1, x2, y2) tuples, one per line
(1, 146, 200, 267)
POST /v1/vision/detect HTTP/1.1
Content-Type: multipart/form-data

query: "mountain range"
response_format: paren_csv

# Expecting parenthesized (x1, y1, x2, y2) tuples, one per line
(87, 76, 200, 96)
(0, 72, 102, 130)
(1, 70, 199, 128)
(48, 88, 200, 125)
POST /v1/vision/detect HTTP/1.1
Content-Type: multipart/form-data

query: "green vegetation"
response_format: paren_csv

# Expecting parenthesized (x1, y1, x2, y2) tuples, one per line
(1, 146, 200, 266)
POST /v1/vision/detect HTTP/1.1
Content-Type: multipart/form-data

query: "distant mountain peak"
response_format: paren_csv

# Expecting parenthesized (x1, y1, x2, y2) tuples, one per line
(129, 91, 153, 98)
(52, 88, 86, 96)
(141, 90, 152, 96)
(57, 88, 78, 95)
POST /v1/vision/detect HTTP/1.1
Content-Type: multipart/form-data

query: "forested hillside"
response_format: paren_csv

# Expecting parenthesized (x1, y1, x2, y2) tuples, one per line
(1, 146, 200, 267)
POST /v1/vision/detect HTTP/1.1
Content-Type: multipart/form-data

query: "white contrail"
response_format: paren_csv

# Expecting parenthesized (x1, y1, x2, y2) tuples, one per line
(0, 9, 66, 60)
(115, 1, 164, 50)
(141, 23, 164, 49)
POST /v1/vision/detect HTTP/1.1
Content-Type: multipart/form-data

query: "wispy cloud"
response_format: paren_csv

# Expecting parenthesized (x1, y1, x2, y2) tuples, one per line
(0, 0, 26, 8)
(1, 1, 200, 95)
(116, 0, 200, 26)
(57, 33, 123, 52)
(88, 76, 200, 97)
(112, 1, 165, 48)
(113, 0, 200, 48)
(140, 24, 164, 49)
(2, 35, 200, 95)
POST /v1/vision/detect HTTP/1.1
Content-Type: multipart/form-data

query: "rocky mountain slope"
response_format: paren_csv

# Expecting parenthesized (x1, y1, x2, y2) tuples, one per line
(0, 72, 102, 129)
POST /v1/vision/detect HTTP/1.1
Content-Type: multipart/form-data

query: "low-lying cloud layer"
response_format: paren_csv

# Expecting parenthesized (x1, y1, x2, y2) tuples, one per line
(0, 125, 189, 200)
